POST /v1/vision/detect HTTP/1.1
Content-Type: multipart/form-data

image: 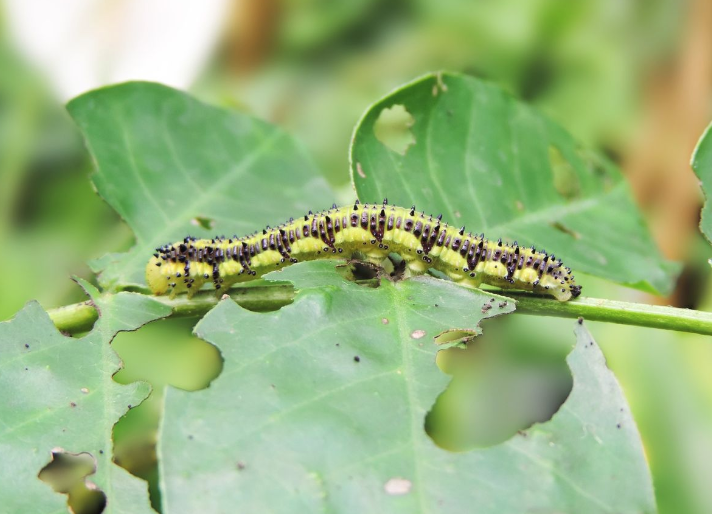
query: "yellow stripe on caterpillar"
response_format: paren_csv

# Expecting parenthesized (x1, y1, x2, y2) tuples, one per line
(146, 200, 581, 301)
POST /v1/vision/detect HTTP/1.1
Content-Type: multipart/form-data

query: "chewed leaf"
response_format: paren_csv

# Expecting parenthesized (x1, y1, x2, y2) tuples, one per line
(351, 72, 679, 295)
(0, 286, 170, 513)
(158, 261, 653, 513)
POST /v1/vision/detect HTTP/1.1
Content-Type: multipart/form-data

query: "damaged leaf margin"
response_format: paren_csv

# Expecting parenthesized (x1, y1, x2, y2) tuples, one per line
(0, 279, 171, 513)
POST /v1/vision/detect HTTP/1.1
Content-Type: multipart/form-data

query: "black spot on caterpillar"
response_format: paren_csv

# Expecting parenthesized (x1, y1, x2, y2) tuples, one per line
(146, 201, 582, 301)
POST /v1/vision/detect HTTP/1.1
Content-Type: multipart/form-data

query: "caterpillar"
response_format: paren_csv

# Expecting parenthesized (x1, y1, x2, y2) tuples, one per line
(146, 200, 581, 301)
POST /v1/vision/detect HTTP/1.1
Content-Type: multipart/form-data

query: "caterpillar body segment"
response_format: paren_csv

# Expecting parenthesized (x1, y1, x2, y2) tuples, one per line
(146, 201, 582, 301)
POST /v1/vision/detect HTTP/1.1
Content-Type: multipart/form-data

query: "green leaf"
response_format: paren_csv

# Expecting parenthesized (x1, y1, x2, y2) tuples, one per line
(692, 122, 712, 248)
(158, 261, 654, 513)
(350, 72, 678, 295)
(67, 82, 334, 291)
(0, 279, 171, 513)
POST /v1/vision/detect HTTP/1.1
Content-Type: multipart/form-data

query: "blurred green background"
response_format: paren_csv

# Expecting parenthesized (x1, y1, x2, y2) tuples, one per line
(1, 0, 711, 512)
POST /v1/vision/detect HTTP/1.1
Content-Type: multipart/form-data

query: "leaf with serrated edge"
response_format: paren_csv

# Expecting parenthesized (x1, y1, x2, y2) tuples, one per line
(0, 279, 171, 513)
(67, 82, 334, 290)
(350, 72, 678, 295)
(158, 261, 654, 513)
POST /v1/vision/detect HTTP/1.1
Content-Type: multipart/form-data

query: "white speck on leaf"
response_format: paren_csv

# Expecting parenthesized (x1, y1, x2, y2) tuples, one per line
(410, 329, 426, 339)
(357, 162, 366, 178)
(384, 477, 412, 495)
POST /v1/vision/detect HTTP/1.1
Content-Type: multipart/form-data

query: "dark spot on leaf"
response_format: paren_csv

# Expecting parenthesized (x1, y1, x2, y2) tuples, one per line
(237, 461, 246, 470)
(354, 356, 361, 363)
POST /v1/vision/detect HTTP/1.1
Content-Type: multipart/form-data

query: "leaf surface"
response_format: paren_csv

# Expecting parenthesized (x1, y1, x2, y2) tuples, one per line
(350, 72, 678, 294)
(0, 280, 171, 513)
(67, 82, 334, 290)
(158, 261, 654, 513)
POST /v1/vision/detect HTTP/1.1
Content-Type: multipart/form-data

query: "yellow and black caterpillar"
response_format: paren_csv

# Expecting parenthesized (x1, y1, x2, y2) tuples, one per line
(146, 201, 581, 301)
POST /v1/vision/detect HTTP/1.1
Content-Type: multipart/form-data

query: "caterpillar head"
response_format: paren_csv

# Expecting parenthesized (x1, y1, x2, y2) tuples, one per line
(146, 255, 170, 295)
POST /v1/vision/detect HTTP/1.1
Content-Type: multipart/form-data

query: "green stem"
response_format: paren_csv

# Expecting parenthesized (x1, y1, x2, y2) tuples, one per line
(48, 286, 712, 336)
(506, 292, 712, 336)
(49, 284, 295, 334)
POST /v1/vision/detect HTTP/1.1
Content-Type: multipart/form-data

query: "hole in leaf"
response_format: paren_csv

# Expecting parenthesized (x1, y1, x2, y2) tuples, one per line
(336, 261, 381, 286)
(191, 216, 215, 230)
(112, 317, 224, 510)
(549, 221, 581, 239)
(336, 259, 381, 287)
(426, 316, 573, 451)
(374, 104, 416, 155)
(434, 329, 478, 349)
(39, 450, 106, 514)
(112, 402, 161, 511)
(549, 145, 580, 200)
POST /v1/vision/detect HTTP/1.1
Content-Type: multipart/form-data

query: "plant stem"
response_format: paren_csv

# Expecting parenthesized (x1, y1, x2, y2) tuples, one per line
(506, 292, 712, 336)
(49, 284, 294, 334)
(47, 286, 712, 336)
